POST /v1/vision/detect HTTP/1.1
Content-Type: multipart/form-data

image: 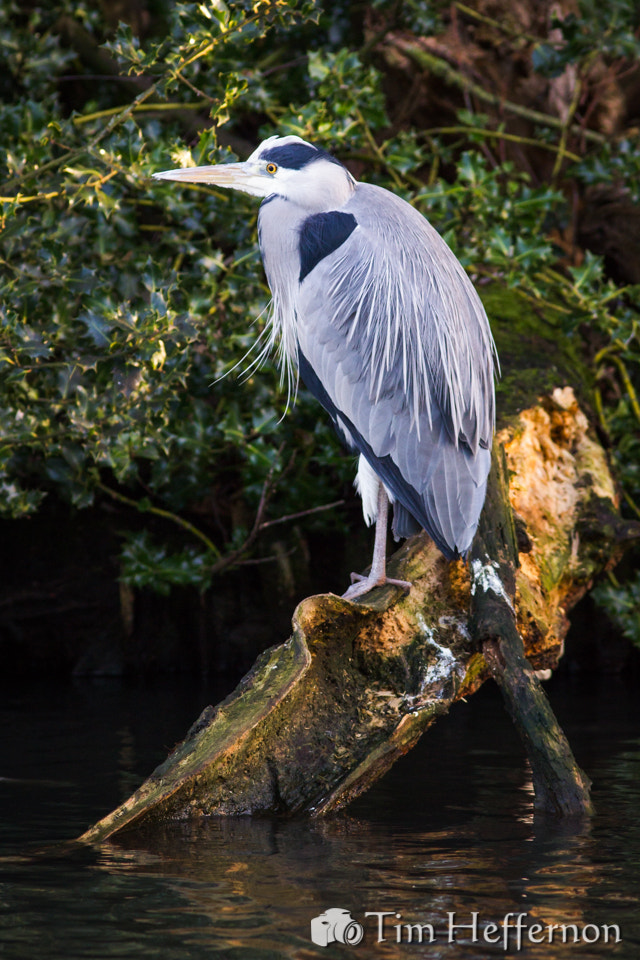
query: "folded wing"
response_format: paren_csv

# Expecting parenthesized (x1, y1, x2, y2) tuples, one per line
(294, 183, 496, 558)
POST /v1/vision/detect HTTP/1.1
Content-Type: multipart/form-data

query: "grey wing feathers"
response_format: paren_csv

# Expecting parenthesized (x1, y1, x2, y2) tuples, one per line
(295, 182, 496, 558)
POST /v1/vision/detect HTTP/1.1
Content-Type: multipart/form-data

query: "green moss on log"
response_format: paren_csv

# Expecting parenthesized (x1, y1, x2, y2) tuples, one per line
(482, 285, 592, 426)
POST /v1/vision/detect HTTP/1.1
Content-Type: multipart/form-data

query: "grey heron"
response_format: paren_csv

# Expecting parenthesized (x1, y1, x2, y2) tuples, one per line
(154, 135, 497, 599)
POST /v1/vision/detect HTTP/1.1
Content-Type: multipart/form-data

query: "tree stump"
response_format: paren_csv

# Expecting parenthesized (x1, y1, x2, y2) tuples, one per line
(79, 384, 636, 843)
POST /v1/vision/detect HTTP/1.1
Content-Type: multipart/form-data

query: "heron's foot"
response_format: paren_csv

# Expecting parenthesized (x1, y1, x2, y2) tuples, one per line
(342, 572, 412, 600)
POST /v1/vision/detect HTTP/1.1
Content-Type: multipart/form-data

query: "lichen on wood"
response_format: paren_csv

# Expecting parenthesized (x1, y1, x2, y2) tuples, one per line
(79, 384, 636, 843)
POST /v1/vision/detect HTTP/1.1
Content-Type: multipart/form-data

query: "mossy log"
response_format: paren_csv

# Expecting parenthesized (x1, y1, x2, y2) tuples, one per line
(80, 378, 636, 842)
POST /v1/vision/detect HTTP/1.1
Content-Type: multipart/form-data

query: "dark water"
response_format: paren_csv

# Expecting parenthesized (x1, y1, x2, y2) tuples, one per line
(0, 674, 638, 958)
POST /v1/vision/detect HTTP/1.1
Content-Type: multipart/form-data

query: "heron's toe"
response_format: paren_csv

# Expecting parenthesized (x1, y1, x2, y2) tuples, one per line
(342, 573, 411, 601)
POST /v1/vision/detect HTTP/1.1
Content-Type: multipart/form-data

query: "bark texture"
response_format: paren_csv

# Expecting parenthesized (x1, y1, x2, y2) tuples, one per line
(469, 442, 594, 816)
(79, 386, 635, 843)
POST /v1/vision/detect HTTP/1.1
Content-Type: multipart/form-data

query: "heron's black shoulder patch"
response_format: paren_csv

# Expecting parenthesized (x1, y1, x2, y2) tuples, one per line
(298, 211, 357, 282)
(260, 142, 339, 171)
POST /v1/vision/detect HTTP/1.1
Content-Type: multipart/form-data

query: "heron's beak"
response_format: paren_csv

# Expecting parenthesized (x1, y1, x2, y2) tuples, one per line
(152, 162, 269, 198)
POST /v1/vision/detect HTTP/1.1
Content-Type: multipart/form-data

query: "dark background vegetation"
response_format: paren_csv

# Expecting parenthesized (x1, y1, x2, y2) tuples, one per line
(2, 0, 640, 677)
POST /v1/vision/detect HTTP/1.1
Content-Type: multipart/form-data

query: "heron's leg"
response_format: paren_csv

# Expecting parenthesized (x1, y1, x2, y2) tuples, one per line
(342, 483, 411, 600)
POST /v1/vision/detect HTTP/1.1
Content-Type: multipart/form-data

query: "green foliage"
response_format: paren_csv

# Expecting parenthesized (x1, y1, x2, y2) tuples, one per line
(592, 574, 640, 648)
(371, 0, 446, 36)
(574, 139, 640, 204)
(1, 0, 640, 608)
(414, 150, 562, 280)
(532, 0, 640, 77)
(120, 530, 218, 595)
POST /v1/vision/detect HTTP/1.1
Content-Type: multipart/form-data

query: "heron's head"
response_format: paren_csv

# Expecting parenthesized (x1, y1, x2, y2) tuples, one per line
(153, 135, 356, 211)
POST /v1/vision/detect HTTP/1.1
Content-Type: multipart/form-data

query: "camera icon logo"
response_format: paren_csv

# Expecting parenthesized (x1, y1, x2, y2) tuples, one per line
(310, 907, 364, 946)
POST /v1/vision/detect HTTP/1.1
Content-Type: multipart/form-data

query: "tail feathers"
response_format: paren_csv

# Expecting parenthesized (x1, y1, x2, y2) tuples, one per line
(391, 502, 421, 540)
(391, 443, 491, 560)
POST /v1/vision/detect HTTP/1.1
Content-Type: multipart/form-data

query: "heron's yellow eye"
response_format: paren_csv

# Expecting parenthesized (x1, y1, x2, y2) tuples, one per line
(266, 162, 278, 175)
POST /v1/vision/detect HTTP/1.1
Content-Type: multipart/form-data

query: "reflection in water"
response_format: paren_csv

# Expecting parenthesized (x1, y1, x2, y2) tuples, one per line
(0, 676, 638, 958)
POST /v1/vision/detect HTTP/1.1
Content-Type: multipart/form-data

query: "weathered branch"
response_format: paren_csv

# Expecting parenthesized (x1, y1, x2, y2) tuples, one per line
(469, 446, 594, 816)
(382, 34, 608, 145)
(79, 383, 637, 843)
